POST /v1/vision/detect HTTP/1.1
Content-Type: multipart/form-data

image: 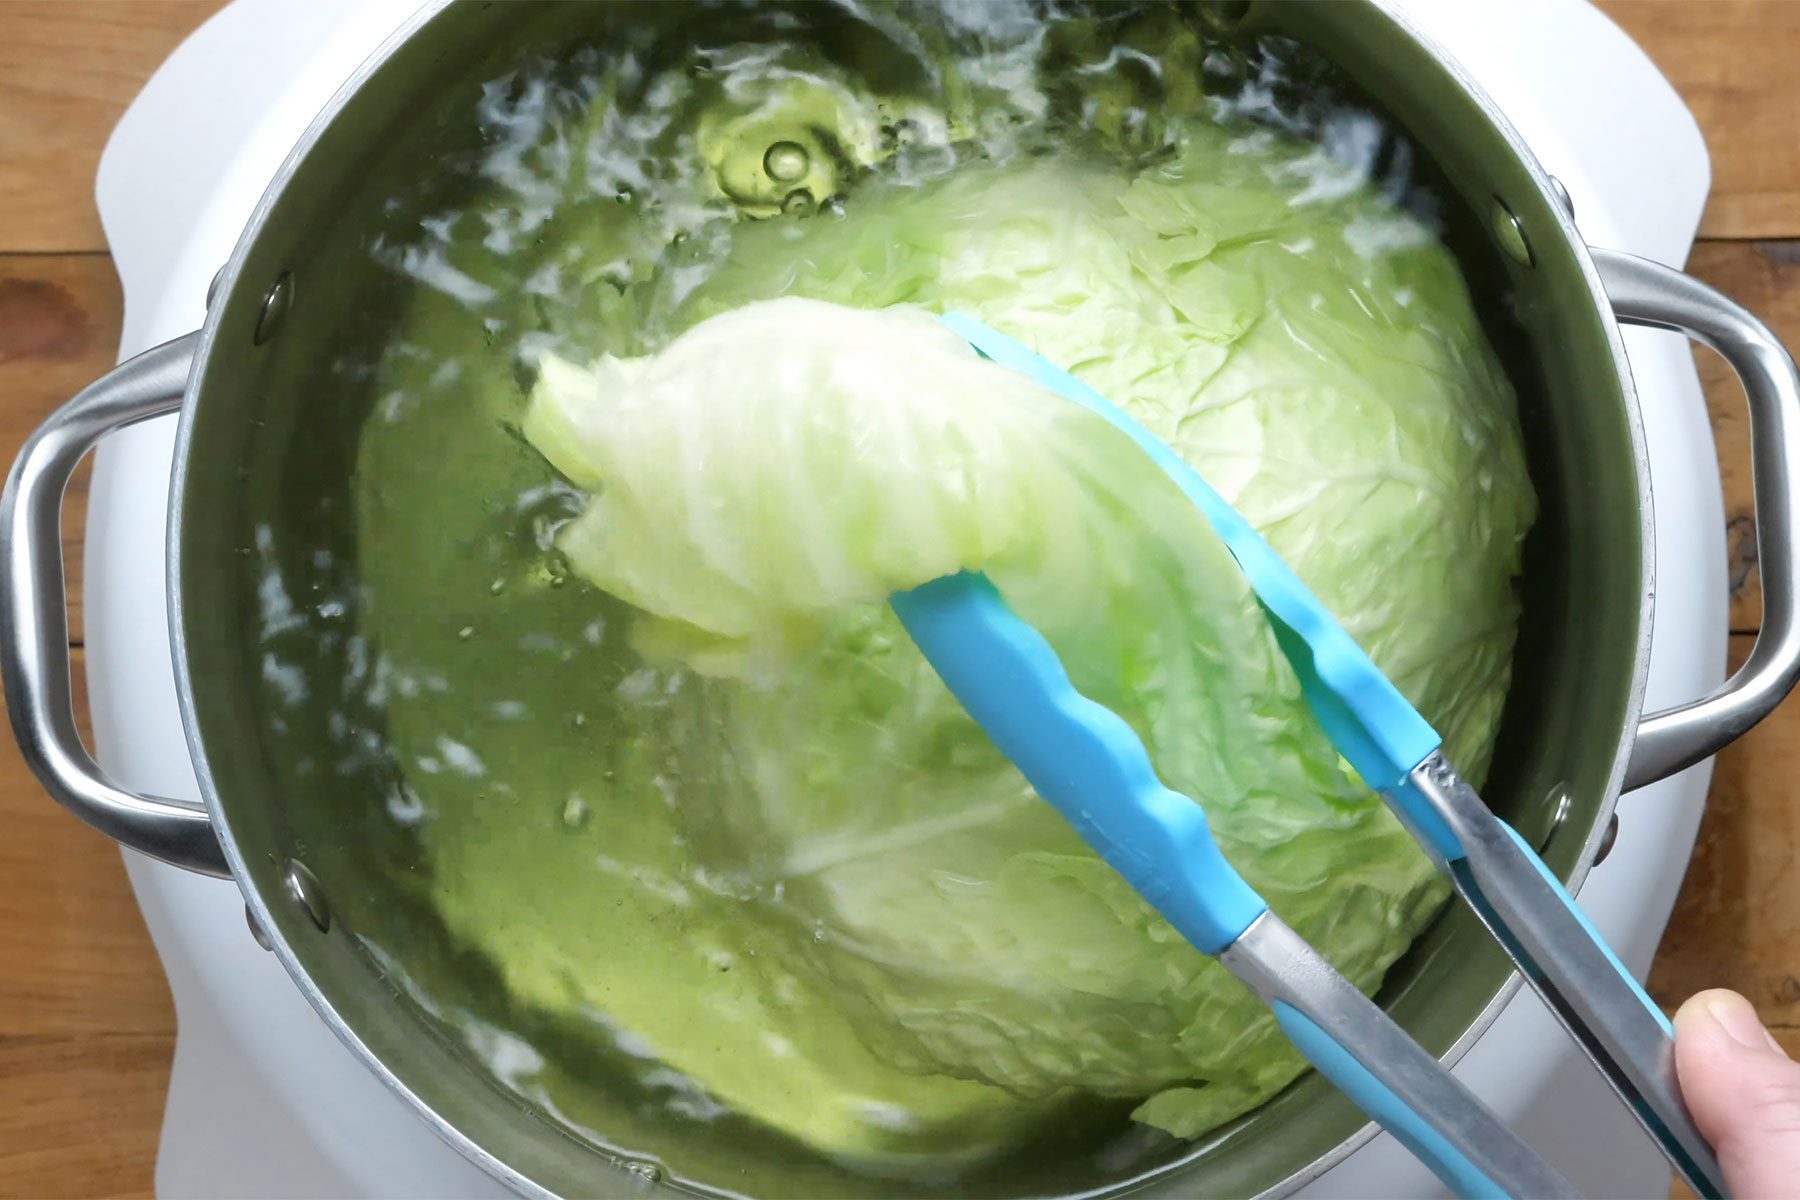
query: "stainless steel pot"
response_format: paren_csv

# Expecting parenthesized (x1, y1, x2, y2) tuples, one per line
(6, 2, 1800, 1197)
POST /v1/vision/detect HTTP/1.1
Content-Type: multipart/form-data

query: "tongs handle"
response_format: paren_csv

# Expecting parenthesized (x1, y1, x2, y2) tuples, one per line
(893, 572, 1576, 1200)
(1403, 754, 1726, 1199)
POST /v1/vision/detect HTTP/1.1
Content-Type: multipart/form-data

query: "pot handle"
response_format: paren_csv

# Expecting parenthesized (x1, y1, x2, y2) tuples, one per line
(1594, 248, 1800, 791)
(0, 332, 228, 876)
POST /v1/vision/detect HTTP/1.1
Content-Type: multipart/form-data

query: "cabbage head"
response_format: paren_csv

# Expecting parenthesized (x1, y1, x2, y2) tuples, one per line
(519, 120, 1534, 1148)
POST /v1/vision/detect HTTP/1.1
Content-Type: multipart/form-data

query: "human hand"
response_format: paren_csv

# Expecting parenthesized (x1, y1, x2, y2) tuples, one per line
(1674, 989, 1800, 1198)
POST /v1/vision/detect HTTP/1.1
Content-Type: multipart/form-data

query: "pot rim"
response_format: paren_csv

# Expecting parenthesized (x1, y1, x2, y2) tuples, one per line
(164, 2, 1655, 1196)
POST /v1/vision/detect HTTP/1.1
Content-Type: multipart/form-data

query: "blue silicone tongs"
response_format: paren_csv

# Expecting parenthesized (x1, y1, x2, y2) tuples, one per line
(893, 571, 1573, 1200)
(890, 315, 1724, 1200)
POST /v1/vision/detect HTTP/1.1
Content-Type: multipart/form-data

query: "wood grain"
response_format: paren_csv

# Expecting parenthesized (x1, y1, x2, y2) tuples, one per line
(1598, 1, 1800, 240)
(1650, 635, 1800, 1031)
(0, 1, 226, 253)
(0, 255, 129, 648)
(0, 1033, 169, 1200)
(1684, 241, 1800, 635)
(0, 7, 210, 1193)
(0, 645, 176, 1196)
(0, 647, 172, 1037)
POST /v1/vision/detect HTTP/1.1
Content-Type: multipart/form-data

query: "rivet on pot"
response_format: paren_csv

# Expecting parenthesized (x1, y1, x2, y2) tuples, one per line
(1548, 175, 1576, 221)
(255, 271, 293, 345)
(207, 265, 228, 309)
(284, 858, 332, 932)
(1492, 199, 1533, 267)
(1592, 811, 1621, 866)
(1536, 785, 1572, 854)
(245, 903, 274, 951)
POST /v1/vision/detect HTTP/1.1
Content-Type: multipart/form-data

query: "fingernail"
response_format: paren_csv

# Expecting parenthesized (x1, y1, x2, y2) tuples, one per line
(1701, 991, 1786, 1056)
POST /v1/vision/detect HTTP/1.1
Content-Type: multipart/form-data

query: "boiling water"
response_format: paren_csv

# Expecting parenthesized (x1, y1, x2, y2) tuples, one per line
(247, 3, 1475, 1194)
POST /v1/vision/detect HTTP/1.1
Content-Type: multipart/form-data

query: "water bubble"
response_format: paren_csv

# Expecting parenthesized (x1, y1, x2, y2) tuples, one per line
(458, 625, 475, 640)
(614, 187, 635, 205)
(625, 1161, 662, 1183)
(781, 188, 816, 217)
(762, 140, 810, 184)
(562, 794, 590, 828)
(489, 577, 506, 595)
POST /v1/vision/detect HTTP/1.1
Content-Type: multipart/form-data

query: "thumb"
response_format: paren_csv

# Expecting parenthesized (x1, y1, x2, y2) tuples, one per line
(1674, 989, 1800, 1198)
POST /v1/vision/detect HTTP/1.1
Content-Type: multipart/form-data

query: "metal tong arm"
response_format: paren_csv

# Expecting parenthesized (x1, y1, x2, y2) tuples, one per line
(1223, 911, 1577, 1200)
(892, 572, 1575, 1200)
(1404, 752, 1725, 1198)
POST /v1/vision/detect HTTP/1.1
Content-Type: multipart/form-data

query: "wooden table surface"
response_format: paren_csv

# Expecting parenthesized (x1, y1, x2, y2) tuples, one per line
(2, 2, 1798, 1196)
